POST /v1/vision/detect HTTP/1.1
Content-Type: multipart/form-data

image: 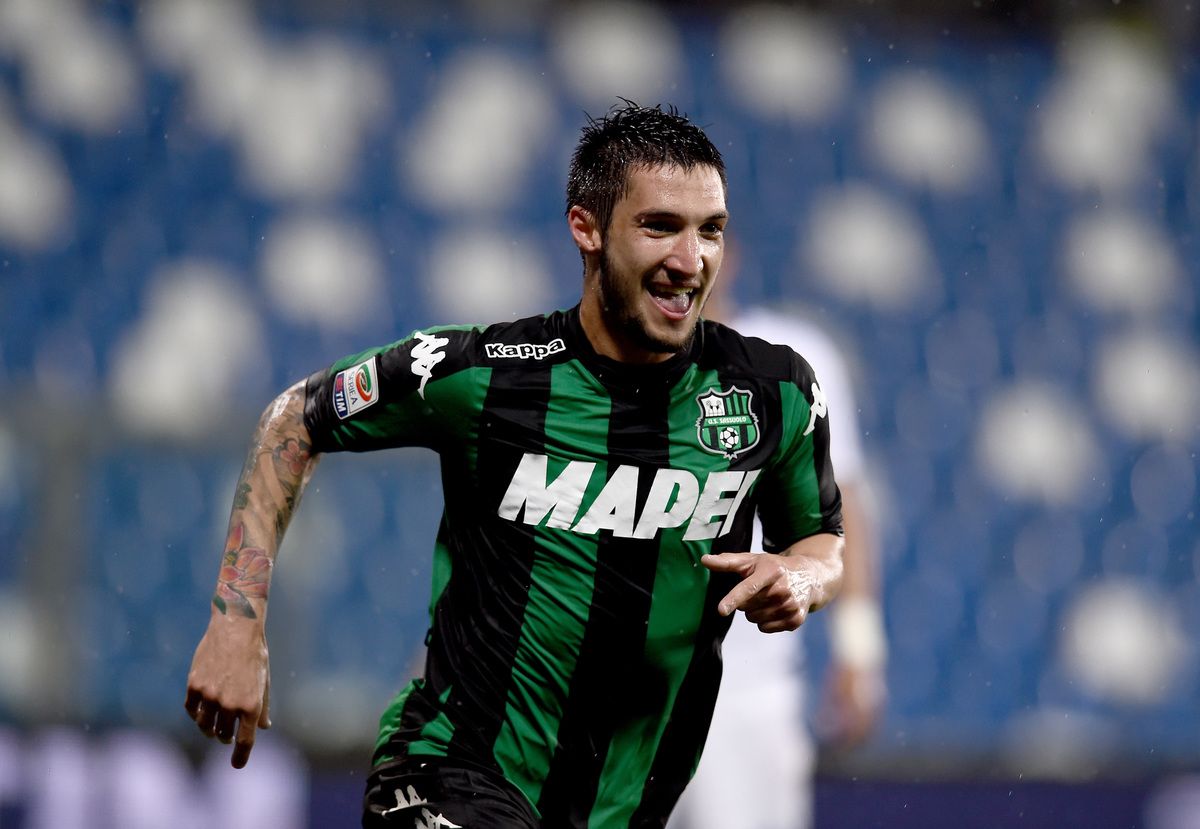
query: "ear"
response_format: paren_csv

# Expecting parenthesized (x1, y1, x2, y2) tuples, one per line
(568, 205, 602, 255)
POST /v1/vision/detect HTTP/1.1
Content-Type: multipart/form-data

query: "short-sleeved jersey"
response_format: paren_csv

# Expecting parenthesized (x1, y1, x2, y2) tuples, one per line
(303, 306, 842, 829)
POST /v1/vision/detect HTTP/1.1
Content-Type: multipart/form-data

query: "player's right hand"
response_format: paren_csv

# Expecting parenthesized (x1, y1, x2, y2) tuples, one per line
(184, 614, 272, 768)
(701, 551, 816, 632)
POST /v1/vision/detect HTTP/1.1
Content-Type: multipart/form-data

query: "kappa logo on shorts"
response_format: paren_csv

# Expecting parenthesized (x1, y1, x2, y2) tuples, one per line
(484, 338, 565, 361)
(333, 355, 380, 420)
(382, 785, 427, 814)
(380, 786, 463, 828)
(414, 809, 463, 829)
(695, 386, 760, 459)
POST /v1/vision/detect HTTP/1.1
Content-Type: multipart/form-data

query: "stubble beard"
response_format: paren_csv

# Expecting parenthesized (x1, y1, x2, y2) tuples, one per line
(597, 248, 697, 357)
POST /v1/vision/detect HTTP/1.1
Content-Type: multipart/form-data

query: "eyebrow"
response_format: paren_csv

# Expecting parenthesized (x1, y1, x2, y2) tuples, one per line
(634, 209, 730, 223)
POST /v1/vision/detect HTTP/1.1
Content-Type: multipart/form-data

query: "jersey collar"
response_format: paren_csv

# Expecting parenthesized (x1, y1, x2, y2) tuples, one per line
(561, 304, 702, 392)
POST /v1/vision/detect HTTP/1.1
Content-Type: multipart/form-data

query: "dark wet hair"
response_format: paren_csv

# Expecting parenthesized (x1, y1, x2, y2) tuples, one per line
(566, 101, 726, 233)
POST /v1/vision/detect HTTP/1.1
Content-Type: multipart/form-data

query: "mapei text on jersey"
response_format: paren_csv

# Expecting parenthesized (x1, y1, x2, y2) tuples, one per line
(498, 452, 761, 541)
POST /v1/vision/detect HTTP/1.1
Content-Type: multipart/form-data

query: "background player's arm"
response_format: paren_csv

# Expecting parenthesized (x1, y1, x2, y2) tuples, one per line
(819, 480, 887, 746)
(702, 532, 844, 633)
(184, 380, 320, 768)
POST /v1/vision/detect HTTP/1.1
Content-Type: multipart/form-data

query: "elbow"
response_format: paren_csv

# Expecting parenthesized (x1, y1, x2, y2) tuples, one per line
(255, 381, 319, 473)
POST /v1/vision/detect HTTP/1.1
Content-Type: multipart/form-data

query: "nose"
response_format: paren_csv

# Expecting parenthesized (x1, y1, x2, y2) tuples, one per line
(663, 231, 704, 279)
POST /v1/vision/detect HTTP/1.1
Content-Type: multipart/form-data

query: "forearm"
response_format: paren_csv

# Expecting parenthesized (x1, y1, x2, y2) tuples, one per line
(779, 531, 844, 613)
(212, 380, 319, 621)
(837, 484, 878, 601)
(830, 483, 887, 670)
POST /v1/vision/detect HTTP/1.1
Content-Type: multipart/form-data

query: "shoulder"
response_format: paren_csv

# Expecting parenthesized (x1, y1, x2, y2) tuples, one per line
(381, 311, 567, 372)
(698, 318, 817, 389)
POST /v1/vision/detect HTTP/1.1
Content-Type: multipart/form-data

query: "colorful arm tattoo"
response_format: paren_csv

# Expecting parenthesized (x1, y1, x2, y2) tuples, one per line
(213, 522, 270, 618)
(212, 383, 317, 617)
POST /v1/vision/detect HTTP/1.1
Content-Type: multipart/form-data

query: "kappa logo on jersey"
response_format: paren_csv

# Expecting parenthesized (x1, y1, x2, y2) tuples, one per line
(411, 331, 450, 399)
(484, 337, 565, 361)
(695, 386, 760, 459)
(802, 380, 828, 436)
(333, 356, 380, 420)
(498, 452, 761, 541)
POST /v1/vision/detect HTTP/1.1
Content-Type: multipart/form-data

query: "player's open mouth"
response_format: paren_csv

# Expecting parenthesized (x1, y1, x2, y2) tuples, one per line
(648, 285, 696, 320)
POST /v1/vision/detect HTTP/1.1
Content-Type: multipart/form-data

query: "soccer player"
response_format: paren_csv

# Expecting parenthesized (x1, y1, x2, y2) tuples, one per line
(184, 103, 845, 828)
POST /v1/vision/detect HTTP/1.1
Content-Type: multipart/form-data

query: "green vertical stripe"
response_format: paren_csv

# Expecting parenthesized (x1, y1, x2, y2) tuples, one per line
(492, 360, 612, 806)
(423, 365, 492, 473)
(427, 533, 452, 624)
(373, 679, 422, 757)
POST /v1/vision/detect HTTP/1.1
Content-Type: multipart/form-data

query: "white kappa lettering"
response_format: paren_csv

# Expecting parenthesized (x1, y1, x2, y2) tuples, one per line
(484, 338, 565, 360)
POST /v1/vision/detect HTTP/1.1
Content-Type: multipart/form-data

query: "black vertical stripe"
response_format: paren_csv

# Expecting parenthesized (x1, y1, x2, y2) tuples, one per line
(627, 574, 735, 828)
(809, 386, 843, 528)
(440, 359, 553, 764)
(373, 516, 455, 765)
(536, 381, 671, 827)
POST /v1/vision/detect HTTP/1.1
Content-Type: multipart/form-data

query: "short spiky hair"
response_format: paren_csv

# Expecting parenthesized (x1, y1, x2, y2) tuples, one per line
(566, 102, 726, 233)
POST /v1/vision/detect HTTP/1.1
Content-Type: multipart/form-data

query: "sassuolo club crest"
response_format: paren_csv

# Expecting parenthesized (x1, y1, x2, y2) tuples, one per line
(695, 386, 760, 459)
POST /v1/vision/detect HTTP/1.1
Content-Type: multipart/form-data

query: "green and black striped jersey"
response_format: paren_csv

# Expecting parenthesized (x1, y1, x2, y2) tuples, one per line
(303, 305, 842, 828)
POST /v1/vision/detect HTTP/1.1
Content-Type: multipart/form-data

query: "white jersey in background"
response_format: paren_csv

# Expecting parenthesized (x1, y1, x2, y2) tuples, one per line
(669, 307, 866, 829)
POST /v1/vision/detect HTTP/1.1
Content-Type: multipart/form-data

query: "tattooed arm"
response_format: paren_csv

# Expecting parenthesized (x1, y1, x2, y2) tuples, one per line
(184, 380, 319, 768)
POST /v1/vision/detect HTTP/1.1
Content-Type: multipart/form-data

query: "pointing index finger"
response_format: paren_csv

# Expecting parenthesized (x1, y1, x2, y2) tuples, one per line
(702, 552, 763, 615)
(716, 573, 769, 616)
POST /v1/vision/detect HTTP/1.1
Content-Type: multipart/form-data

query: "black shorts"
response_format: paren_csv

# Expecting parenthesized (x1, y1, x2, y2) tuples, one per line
(362, 756, 540, 829)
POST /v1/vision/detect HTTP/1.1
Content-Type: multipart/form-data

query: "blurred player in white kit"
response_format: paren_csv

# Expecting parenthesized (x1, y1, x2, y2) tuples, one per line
(670, 263, 888, 829)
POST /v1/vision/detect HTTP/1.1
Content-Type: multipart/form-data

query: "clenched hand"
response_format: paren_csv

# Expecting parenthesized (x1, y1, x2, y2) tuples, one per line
(184, 615, 272, 768)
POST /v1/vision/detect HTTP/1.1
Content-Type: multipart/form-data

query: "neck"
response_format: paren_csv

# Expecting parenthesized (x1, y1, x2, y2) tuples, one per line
(579, 290, 675, 364)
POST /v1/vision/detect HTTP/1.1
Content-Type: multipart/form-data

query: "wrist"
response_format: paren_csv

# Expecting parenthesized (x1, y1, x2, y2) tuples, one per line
(830, 596, 887, 671)
(209, 597, 268, 629)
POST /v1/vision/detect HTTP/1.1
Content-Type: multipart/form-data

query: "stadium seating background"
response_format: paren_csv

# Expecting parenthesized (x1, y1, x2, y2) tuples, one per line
(0, 1, 1197, 826)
